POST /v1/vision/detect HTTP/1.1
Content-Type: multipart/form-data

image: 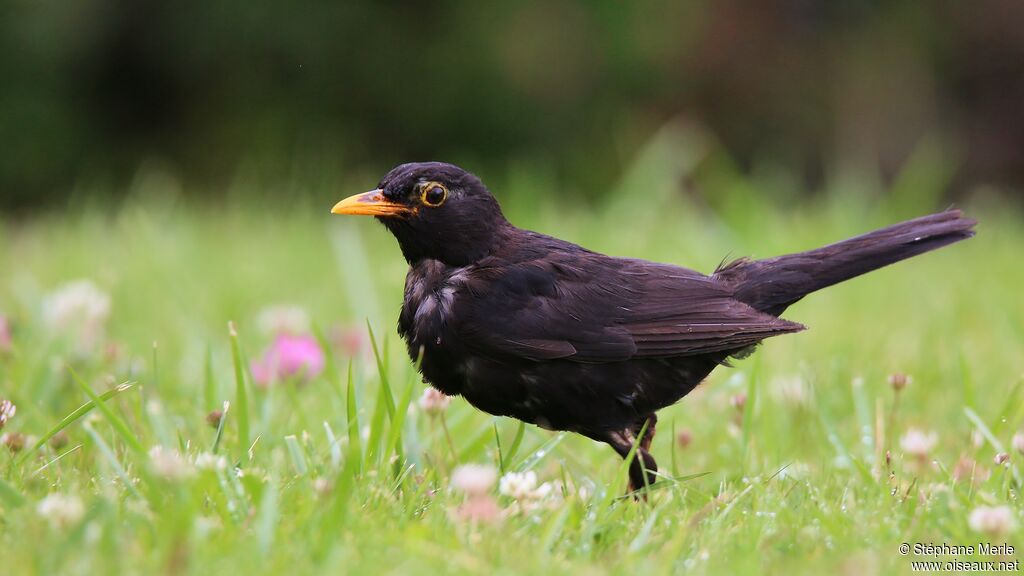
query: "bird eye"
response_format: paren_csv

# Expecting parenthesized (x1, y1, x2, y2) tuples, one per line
(420, 182, 448, 207)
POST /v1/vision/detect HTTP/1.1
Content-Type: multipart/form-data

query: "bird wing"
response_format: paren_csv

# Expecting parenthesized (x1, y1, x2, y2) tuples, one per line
(451, 251, 805, 363)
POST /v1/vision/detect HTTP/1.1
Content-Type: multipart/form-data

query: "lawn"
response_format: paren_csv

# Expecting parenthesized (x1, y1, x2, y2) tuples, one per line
(1, 146, 1022, 574)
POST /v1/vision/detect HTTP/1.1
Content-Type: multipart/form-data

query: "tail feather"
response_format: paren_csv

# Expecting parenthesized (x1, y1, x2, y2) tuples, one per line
(714, 210, 976, 316)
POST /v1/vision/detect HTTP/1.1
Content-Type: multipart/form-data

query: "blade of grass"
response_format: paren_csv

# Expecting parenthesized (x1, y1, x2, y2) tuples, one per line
(32, 444, 83, 477)
(324, 421, 342, 469)
(993, 377, 1023, 436)
(401, 468, 436, 517)
(616, 472, 711, 501)
(851, 376, 874, 460)
(69, 366, 144, 454)
(513, 432, 566, 473)
(83, 422, 143, 500)
(203, 345, 216, 411)
(964, 407, 1005, 451)
(316, 444, 361, 556)
(818, 404, 874, 484)
(635, 418, 652, 493)
(211, 401, 230, 453)
(964, 407, 1020, 486)
(228, 321, 250, 456)
(386, 379, 415, 466)
(284, 435, 309, 476)
(628, 509, 659, 553)
(366, 321, 395, 419)
(741, 361, 759, 462)
(365, 323, 396, 465)
(345, 362, 362, 474)
(16, 382, 136, 465)
(713, 482, 755, 526)
(385, 349, 422, 470)
(670, 416, 679, 477)
(494, 423, 505, 473)
(540, 506, 571, 553)
(504, 421, 526, 468)
(0, 477, 26, 509)
(598, 439, 640, 511)
(256, 482, 279, 554)
(389, 463, 417, 496)
(457, 424, 498, 462)
(366, 383, 389, 465)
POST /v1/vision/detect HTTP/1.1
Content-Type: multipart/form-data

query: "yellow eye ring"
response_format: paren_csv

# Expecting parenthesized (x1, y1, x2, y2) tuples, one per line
(420, 182, 448, 207)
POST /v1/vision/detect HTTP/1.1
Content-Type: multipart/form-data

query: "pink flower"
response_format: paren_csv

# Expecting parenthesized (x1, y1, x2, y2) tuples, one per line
(676, 428, 693, 448)
(418, 387, 451, 415)
(250, 334, 325, 387)
(451, 495, 500, 524)
(900, 428, 938, 459)
(968, 505, 1018, 536)
(729, 392, 747, 411)
(0, 315, 11, 352)
(1013, 431, 1024, 455)
(329, 325, 370, 360)
(0, 399, 15, 430)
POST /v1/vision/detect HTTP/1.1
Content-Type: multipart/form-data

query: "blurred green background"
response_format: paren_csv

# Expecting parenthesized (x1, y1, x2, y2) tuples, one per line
(3, 0, 1023, 209)
(2, 4, 1023, 573)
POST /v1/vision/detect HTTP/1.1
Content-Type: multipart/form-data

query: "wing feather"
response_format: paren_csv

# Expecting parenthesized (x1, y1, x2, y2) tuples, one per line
(450, 248, 803, 363)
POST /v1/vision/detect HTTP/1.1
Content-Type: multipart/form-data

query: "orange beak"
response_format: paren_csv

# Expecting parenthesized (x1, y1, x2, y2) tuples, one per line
(331, 189, 412, 217)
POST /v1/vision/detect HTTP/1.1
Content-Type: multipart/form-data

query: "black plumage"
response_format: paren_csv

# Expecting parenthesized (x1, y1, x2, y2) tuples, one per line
(332, 162, 976, 490)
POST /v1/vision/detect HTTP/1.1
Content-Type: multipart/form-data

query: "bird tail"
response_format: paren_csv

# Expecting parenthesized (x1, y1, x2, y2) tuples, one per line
(714, 209, 976, 316)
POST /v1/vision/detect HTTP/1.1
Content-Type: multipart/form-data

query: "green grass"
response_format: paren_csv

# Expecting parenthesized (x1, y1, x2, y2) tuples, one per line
(1, 146, 1022, 574)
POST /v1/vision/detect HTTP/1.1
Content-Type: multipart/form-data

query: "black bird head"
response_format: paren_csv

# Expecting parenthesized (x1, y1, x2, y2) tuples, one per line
(332, 162, 509, 266)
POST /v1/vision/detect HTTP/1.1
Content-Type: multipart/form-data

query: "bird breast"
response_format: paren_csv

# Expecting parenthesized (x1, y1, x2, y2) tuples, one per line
(398, 260, 478, 396)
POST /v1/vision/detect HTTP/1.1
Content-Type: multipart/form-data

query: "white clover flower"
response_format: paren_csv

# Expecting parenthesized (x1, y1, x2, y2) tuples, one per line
(313, 477, 332, 497)
(194, 516, 222, 538)
(0, 399, 15, 430)
(451, 464, 497, 496)
(994, 452, 1010, 466)
(194, 452, 228, 472)
(576, 484, 593, 501)
(418, 387, 451, 416)
(900, 428, 938, 458)
(257, 305, 311, 336)
(968, 505, 1018, 536)
(148, 446, 196, 480)
(499, 471, 538, 500)
(1012, 432, 1024, 455)
(42, 280, 111, 352)
(771, 375, 809, 407)
(533, 482, 556, 500)
(37, 493, 85, 528)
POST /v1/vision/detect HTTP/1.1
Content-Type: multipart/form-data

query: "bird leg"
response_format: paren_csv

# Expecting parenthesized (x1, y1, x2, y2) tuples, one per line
(603, 418, 659, 495)
(634, 414, 657, 454)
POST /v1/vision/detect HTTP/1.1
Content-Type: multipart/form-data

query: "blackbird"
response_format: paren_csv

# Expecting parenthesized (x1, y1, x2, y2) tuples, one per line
(332, 162, 975, 490)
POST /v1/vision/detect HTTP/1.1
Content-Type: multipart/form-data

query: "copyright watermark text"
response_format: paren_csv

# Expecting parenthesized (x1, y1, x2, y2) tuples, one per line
(900, 542, 1019, 572)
